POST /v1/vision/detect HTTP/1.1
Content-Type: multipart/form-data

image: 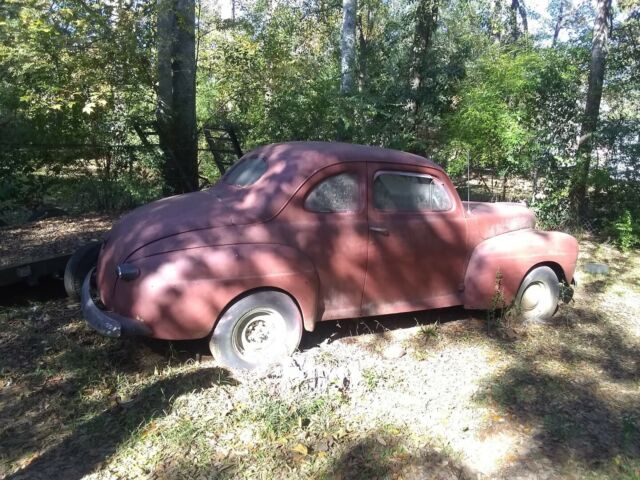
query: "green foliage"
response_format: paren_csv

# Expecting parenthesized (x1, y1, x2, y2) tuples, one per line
(611, 210, 638, 251)
(0, 0, 638, 237)
(241, 392, 336, 441)
(531, 183, 572, 231)
(0, 0, 157, 214)
(441, 45, 583, 190)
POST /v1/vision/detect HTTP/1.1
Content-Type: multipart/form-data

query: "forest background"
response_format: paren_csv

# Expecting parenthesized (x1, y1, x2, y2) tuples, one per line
(0, 0, 638, 247)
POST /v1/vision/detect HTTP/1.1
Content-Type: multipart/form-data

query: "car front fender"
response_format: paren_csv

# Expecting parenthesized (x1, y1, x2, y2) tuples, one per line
(109, 243, 320, 340)
(463, 229, 579, 310)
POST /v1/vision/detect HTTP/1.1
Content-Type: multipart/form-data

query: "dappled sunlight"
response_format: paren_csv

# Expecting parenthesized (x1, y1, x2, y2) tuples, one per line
(1, 231, 637, 479)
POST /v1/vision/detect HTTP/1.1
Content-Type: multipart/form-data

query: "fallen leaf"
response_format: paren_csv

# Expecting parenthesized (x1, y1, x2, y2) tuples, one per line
(291, 443, 308, 456)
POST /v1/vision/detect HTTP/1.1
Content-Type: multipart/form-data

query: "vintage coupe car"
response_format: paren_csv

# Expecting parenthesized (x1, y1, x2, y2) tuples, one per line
(81, 142, 579, 369)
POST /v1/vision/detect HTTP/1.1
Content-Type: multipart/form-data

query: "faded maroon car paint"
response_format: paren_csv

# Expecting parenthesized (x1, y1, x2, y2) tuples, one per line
(463, 229, 578, 309)
(95, 142, 578, 340)
(362, 161, 468, 316)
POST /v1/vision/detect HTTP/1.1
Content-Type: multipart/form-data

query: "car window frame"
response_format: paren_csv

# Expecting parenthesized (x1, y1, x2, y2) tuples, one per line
(371, 169, 454, 214)
(302, 170, 363, 215)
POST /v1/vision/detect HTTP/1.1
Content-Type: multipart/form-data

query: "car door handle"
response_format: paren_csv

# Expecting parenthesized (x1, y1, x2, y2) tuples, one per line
(369, 226, 389, 236)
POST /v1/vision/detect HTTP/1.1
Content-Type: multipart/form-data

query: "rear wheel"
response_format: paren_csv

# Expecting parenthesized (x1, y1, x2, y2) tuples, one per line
(515, 266, 560, 323)
(209, 290, 302, 370)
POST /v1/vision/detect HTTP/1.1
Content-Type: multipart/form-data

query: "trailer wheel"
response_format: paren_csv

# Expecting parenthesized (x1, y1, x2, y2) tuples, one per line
(64, 242, 101, 299)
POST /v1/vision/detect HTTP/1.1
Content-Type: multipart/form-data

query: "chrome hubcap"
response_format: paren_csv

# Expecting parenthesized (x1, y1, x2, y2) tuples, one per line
(520, 281, 550, 316)
(232, 308, 285, 361)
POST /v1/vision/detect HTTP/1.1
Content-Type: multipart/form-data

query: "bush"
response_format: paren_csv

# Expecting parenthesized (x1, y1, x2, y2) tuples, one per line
(611, 210, 638, 251)
(531, 186, 573, 231)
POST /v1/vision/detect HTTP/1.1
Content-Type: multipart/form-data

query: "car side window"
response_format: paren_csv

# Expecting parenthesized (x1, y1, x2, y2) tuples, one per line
(304, 173, 360, 213)
(373, 172, 452, 212)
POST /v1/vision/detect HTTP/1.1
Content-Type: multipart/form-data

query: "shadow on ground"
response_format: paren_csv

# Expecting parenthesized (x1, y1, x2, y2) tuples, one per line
(301, 305, 472, 351)
(315, 432, 473, 480)
(480, 305, 640, 475)
(7, 367, 234, 480)
(0, 292, 234, 480)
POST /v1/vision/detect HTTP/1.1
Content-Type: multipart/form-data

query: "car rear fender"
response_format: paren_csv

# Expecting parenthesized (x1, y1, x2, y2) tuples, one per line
(112, 243, 320, 340)
(463, 229, 579, 310)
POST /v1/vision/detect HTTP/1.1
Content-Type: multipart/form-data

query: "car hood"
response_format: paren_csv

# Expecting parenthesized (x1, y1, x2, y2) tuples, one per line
(96, 182, 286, 303)
(109, 186, 273, 258)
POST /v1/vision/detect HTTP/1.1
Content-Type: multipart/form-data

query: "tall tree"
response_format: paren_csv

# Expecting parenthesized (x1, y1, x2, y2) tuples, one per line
(409, 0, 440, 125)
(491, 0, 503, 42)
(552, 0, 566, 46)
(518, 0, 529, 36)
(340, 0, 357, 94)
(509, 0, 528, 41)
(156, 0, 198, 194)
(570, 0, 612, 215)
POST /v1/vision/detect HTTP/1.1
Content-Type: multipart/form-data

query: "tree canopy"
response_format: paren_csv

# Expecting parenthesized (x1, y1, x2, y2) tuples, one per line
(1, 0, 638, 246)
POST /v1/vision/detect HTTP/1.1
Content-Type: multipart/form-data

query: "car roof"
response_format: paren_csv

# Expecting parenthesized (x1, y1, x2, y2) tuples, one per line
(246, 141, 443, 172)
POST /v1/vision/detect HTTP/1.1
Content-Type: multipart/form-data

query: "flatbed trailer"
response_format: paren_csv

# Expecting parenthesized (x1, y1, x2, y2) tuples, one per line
(0, 214, 116, 288)
(0, 253, 72, 287)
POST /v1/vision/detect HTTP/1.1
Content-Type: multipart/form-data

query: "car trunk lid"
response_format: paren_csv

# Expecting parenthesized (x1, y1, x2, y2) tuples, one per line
(463, 201, 536, 241)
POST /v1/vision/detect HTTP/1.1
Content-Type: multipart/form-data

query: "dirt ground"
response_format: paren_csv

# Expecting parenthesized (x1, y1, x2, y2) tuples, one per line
(0, 214, 117, 268)
(0, 237, 638, 480)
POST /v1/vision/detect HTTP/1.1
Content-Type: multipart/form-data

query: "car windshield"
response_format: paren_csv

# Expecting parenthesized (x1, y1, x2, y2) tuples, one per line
(223, 157, 268, 187)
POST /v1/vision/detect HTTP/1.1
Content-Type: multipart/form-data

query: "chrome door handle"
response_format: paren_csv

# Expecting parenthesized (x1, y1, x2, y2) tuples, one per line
(369, 226, 389, 236)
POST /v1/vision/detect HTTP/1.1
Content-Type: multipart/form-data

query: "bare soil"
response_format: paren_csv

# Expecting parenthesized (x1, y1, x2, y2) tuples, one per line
(0, 236, 638, 479)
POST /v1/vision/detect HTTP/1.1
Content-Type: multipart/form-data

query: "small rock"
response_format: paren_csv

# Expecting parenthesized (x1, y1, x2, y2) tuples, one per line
(383, 344, 406, 360)
(583, 262, 609, 275)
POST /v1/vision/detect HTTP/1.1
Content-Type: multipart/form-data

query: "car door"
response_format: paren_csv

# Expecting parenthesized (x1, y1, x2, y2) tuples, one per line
(362, 162, 468, 316)
(276, 163, 369, 321)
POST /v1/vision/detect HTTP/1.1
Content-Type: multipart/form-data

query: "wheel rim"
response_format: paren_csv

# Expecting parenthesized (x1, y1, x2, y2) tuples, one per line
(231, 307, 286, 362)
(520, 280, 551, 317)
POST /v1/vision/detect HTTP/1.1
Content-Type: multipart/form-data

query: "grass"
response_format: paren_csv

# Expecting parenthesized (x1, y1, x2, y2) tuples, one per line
(1, 237, 639, 479)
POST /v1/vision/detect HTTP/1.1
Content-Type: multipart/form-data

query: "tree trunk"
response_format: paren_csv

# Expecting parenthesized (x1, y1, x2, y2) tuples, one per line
(570, 0, 612, 216)
(501, 175, 508, 201)
(156, 0, 198, 195)
(552, 0, 565, 47)
(518, 0, 528, 36)
(490, 0, 502, 43)
(409, 0, 439, 125)
(510, 0, 520, 41)
(340, 0, 357, 94)
(357, 10, 371, 93)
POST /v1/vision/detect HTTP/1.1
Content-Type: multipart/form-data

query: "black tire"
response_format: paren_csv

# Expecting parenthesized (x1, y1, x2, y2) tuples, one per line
(64, 242, 102, 299)
(210, 290, 303, 370)
(515, 266, 560, 323)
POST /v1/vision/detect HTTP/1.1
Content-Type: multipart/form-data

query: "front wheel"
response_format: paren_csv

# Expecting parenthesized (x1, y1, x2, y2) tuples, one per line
(209, 290, 302, 370)
(514, 266, 560, 323)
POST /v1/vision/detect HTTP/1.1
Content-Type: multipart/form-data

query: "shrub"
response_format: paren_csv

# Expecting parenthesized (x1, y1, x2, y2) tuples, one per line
(531, 186, 573, 231)
(611, 210, 638, 251)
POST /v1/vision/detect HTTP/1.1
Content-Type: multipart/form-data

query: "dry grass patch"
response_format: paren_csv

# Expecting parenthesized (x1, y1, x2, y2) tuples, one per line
(1, 237, 639, 479)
